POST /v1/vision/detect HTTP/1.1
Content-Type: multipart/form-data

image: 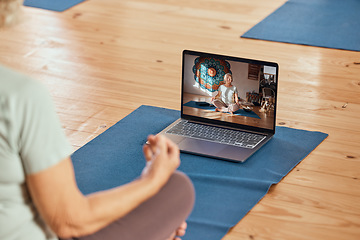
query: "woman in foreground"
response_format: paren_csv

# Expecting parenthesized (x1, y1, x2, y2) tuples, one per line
(0, 1, 194, 239)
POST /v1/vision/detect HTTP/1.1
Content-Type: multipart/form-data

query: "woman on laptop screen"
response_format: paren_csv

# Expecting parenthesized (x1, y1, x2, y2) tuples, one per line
(211, 73, 240, 115)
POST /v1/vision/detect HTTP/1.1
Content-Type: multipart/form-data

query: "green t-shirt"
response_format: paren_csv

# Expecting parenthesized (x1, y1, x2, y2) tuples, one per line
(0, 65, 73, 240)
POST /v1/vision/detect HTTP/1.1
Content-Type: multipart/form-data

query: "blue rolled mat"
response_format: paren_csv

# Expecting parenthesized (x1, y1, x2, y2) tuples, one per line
(241, 0, 360, 52)
(71, 105, 328, 239)
(24, 0, 86, 12)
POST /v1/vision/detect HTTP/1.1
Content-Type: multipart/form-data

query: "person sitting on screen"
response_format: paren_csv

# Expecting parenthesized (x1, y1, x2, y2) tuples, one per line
(211, 73, 240, 115)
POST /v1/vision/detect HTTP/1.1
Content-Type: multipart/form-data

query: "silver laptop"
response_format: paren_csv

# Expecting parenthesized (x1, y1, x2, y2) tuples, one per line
(159, 50, 279, 162)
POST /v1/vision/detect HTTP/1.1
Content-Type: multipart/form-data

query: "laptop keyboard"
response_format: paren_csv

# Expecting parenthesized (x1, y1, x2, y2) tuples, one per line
(166, 120, 266, 149)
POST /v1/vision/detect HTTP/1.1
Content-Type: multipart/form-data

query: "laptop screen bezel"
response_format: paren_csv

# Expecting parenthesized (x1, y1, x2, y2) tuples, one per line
(181, 50, 279, 135)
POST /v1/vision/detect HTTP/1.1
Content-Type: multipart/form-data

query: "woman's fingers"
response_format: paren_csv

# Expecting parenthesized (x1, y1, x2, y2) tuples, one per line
(143, 144, 153, 162)
(142, 135, 181, 184)
(144, 135, 163, 161)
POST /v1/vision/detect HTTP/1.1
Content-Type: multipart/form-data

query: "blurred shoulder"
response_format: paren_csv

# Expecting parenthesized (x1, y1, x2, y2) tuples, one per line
(0, 64, 49, 101)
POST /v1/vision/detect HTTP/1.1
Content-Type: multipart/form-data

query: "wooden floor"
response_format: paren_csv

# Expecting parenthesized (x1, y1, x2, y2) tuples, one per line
(1, 0, 359, 239)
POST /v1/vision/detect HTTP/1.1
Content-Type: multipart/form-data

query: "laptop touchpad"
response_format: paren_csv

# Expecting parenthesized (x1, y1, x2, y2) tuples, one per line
(178, 138, 227, 155)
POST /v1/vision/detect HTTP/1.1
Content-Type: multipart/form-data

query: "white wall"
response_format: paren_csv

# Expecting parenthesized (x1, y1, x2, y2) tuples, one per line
(183, 55, 259, 100)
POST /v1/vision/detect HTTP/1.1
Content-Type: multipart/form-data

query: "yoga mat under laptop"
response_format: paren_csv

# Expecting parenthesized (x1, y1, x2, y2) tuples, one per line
(183, 100, 261, 119)
(24, 0, 86, 12)
(71, 105, 328, 240)
(241, 0, 360, 52)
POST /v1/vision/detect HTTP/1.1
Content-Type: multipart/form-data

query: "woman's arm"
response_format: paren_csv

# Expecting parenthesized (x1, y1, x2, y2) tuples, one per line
(27, 135, 179, 238)
(211, 91, 221, 101)
(234, 92, 240, 105)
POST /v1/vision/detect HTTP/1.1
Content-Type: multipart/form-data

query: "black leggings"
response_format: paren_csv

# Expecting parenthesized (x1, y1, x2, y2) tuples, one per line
(61, 172, 195, 240)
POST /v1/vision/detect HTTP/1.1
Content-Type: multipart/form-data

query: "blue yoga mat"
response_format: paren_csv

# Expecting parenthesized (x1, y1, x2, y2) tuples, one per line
(24, 0, 86, 12)
(184, 100, 261, 119)
(241, 0, 360, 52)
(71, 105, 328, 240)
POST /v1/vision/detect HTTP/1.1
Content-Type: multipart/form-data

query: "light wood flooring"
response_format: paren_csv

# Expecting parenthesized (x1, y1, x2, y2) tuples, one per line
(0, 0, 359, 239)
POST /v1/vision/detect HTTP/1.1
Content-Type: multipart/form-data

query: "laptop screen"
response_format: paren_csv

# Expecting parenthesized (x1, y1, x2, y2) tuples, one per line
(181, 50, 278, 133)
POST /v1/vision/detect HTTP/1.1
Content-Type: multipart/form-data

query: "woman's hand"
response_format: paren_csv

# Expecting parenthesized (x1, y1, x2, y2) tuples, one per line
(142, 135, 180, 188)
(27, 135, 183, 238)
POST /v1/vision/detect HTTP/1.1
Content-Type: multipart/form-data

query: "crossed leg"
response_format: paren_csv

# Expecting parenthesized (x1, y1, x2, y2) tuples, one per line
(61, 172, 195, 240)
(212, 99, 228, 112)
(212, 99, 239, 114)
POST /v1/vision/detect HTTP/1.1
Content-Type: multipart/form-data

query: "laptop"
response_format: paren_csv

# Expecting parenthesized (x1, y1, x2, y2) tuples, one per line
(159, 50, 279, 162)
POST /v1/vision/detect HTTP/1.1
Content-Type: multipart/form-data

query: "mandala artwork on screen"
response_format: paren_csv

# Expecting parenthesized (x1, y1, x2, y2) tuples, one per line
(192, 57, 231, 94)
